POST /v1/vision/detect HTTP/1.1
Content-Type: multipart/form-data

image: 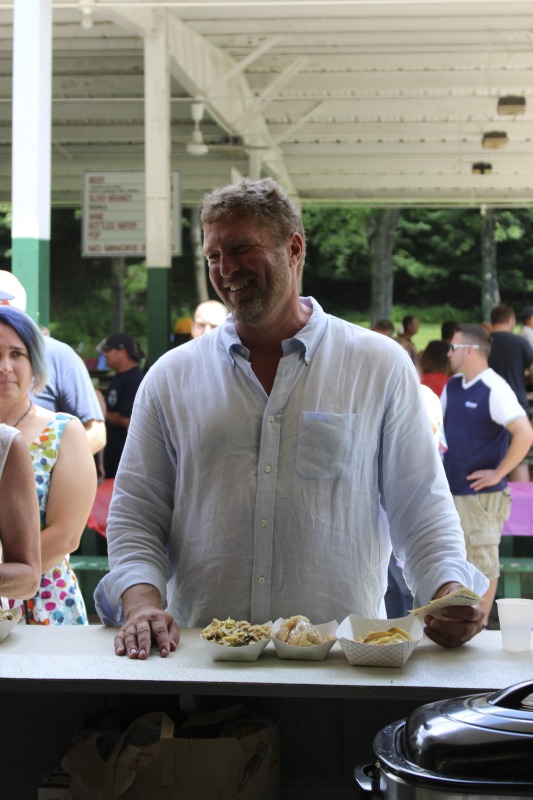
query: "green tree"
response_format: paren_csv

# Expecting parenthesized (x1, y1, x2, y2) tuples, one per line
(0, 204, 12, 263)
(481, 207, 499, 321)
(493, 209, 533, 304)
(393, 208, 482, 310)
(3, 203, 533, 342)
(301, 206, 372, 311)
(368, 208, 400, 324)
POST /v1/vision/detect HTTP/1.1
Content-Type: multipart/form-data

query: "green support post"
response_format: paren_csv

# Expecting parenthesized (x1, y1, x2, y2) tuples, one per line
(12, 238, 50, 327)
(147, 267, 170, 368)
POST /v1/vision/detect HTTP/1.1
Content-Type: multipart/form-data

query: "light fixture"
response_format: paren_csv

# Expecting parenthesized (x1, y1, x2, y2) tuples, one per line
(472, 162, 492, 175)
(79, 0, 93, 29)
(482, 131, 508, 149)
(497, 96, 526, 115)
(186, 103, 209, 156)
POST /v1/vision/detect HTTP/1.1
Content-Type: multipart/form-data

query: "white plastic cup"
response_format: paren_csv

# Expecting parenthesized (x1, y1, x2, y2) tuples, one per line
(496, 598, 533, 652)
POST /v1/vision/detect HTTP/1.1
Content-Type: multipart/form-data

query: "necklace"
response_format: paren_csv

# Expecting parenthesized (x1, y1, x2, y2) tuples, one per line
(9, 399, 33, 429)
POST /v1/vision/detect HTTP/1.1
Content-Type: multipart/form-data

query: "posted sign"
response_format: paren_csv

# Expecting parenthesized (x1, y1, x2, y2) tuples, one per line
(82, 171, 182, 257)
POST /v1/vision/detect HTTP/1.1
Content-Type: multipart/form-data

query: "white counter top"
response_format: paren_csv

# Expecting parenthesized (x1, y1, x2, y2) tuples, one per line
(0, 625, 531, 700)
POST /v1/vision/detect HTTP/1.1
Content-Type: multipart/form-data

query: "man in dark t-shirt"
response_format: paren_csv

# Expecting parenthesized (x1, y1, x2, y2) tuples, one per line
(102, 332, 144, 478)
(488, 304, 533, 481)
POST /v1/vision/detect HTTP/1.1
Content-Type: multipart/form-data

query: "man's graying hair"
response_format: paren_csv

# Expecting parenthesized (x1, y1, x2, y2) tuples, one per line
(457, 323, 492, 358)
(201, 177, 306, 277)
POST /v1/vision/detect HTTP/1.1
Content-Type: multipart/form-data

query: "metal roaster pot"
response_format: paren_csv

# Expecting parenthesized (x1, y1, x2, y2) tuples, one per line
(354, 681, 533, 799)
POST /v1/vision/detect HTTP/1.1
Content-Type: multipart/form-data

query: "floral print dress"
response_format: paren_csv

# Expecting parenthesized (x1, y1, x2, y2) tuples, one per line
(9, 413, 88, 625)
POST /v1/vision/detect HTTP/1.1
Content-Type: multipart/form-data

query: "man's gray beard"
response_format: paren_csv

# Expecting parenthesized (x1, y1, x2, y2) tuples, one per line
(217, 251, 291, 325)
(210, 290, 263, 324)
(230, 295, 265, 324)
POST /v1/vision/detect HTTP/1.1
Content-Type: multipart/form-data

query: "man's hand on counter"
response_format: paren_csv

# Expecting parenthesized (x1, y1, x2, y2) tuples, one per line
(114, 584, 180, 659)
(423, 581, 485, 648)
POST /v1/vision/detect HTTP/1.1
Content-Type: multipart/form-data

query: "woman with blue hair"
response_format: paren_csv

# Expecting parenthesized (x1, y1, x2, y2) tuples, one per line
(0, 306, 97, 624)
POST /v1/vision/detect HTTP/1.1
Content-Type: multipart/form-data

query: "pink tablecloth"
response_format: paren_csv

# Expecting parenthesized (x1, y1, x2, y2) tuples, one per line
(502, 482, 533, 537)
(86, 478, 114, 538)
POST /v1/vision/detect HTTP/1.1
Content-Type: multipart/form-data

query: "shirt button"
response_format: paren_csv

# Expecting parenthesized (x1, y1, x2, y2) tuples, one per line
(260, 519, 268, 527)
(264, 465, 271, 473)
(268, 415, 275, 422)
(258, 576, 266, 584)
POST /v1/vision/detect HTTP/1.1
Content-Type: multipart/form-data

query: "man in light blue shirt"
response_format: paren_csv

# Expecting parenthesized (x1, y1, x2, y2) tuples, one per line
(95, 177, 487, 659)
(33, 335, 105, 455)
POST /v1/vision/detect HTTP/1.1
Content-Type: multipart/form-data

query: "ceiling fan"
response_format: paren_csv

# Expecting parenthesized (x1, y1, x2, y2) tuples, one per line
(186, 102, 209, 157)
(183, 101, 256, 157)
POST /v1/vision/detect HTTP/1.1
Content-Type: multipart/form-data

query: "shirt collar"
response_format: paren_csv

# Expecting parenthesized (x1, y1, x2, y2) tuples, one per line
(218, 296, 327, 366)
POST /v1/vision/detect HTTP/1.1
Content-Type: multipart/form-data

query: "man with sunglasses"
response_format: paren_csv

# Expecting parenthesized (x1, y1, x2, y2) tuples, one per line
(442, 324, 533, 626)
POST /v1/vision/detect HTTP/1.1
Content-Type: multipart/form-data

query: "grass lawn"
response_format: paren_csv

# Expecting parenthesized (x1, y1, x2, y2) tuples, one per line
(409, 324, 442, 351)
(336, 304, 484, 352)
(341, 318, 443, 351)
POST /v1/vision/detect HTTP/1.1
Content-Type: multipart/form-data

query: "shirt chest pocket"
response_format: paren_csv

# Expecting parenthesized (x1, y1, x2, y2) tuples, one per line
(296, 412, 359, 479)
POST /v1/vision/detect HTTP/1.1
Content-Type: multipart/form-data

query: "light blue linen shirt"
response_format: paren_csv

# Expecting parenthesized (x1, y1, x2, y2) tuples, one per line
(95, 298, 487, 627)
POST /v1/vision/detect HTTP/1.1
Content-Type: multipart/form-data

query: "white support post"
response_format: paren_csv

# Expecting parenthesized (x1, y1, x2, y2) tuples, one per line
(144, 10, 172, 364)
(249, 150, 262, 181)
(144, 10, 171, 270)
(11, 0, 52, 324)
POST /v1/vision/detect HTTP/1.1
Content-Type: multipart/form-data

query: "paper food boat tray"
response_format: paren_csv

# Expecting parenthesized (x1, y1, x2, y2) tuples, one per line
(202, 636, 270, 661)
(271, 618, 338, 661)
(201, 620, 273, 662)
(336, 614, 423, 668)
(0, 606, 23, 643)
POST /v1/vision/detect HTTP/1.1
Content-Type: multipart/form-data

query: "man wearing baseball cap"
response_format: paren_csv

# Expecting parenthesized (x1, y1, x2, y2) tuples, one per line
(101, 333, 144, 478)
(170, 316, 192, 348)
